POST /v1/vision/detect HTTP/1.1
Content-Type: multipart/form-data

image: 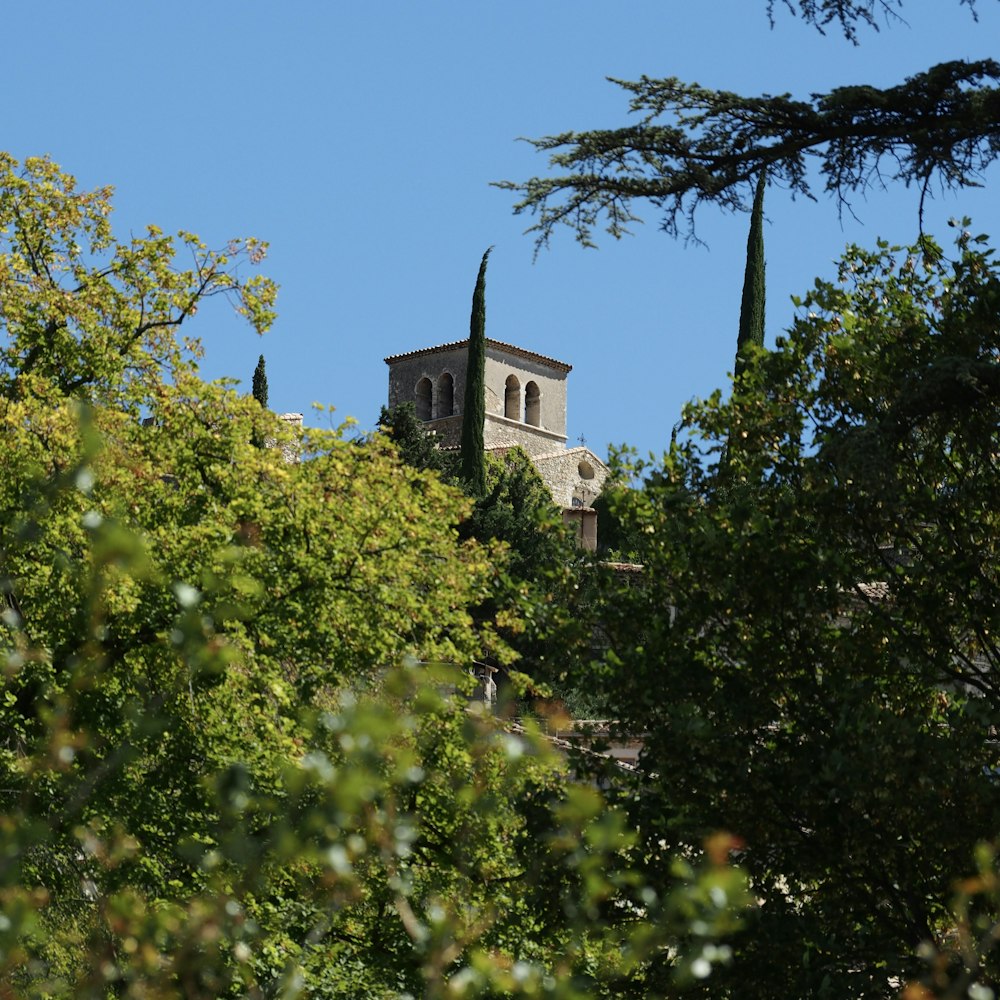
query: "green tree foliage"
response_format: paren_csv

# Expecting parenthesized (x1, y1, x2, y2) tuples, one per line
(377, 401, 454, 475)
(376, 406, 572, 585)
(769, 0, 985, 41)
(735, 171, 766, 382)
(499, 57, 1000, 248)
(585, 228, 1000, 998)
(591, 480, 643, 562)
(463, 447, 570, 580)
(463, 448, 586, 679)
(252, 353, 269, 409)
(0, 155, 751, 998)
(461, 248, 491, 495)
(377, 400, 582, 685)
(0, 155, 276, 410)
(1, 477, 747, 997)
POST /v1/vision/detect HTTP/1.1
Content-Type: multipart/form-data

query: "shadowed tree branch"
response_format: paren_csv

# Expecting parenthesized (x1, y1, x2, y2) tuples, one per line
(498, 60, 1000, 250)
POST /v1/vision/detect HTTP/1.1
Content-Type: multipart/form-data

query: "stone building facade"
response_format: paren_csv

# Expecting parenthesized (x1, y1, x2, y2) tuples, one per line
(385, 338, 609, 547)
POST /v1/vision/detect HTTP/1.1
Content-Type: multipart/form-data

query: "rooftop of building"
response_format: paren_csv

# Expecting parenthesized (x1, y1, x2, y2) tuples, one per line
(384, 338, 572, 374)
(529, 445, 609, 467)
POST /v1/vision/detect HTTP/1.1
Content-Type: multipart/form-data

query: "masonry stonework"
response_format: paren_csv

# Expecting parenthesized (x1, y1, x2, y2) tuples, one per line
(385, 338, 609, 548)
(386, 339, 570, 445)
(530, 446, 608, 510)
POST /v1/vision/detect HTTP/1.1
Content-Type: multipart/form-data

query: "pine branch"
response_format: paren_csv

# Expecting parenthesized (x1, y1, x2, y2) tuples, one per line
(498, 60, 1000, 250)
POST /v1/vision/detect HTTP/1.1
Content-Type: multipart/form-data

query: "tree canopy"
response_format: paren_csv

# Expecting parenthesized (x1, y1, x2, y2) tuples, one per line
(377, 399, 452, 474)
(0, 154, 277, 409)
(500, 59, 1000, 250)
(766, 0, 986, 41)
(377, 400, 584, 689)
(582, 227, 1000, 997)
(0, 154, 749, 998)
(499, 0, 999, 252)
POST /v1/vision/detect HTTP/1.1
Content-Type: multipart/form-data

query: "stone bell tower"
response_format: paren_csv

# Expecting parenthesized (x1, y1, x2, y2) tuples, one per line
(384, 337, 608, 549)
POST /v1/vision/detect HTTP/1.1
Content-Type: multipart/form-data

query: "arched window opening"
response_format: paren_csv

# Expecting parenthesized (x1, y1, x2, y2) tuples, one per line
(436, 372, 454, 418)
(504, 374, 521, 420)
(415, 377, 432, 421)
(525, 381, 541, 426)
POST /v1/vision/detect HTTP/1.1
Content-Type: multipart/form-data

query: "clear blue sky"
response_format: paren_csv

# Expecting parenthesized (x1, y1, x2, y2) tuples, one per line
(6, 1, 999, 460)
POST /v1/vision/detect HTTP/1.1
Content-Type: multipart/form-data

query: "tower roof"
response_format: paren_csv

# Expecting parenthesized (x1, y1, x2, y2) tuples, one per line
(384, 338, 572, 373)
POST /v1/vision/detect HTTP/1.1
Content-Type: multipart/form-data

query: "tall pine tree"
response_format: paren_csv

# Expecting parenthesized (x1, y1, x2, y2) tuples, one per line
(252, 354, 269, 408)
(461, 248, 492, 496)
(734, 172, 766, 381)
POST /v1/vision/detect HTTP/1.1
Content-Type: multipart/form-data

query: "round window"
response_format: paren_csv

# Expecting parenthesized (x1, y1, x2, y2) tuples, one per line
(578, 460, 595, 480)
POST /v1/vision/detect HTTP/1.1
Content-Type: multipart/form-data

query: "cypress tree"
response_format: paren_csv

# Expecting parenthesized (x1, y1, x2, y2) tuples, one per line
(460, 247, 492, 496)
(252, 354, 269, 409)
(734, 170, 766, 382)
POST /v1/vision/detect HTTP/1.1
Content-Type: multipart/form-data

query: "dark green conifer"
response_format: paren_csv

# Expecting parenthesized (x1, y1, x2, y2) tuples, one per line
(252, 354, 269, 409)
(735, 171, 766, 381)
(461, 248, 492, 496)
(377, 402, 451, 475)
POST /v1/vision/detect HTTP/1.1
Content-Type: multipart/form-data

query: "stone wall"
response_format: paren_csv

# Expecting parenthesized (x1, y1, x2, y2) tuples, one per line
(531, 446, 608, 509)
(421, 413, 462, 449)
(483, 414, 566, 456)
(406, 410, 569, 456)
(272, 412, 304, 463)
(386, 345, 468, 418)
(385, 339, 570, 452)
(482, 346, 567, 438)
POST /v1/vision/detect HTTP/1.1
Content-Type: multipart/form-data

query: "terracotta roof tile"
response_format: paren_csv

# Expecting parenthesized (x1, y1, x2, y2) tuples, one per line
(384, 338, 572, 373)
